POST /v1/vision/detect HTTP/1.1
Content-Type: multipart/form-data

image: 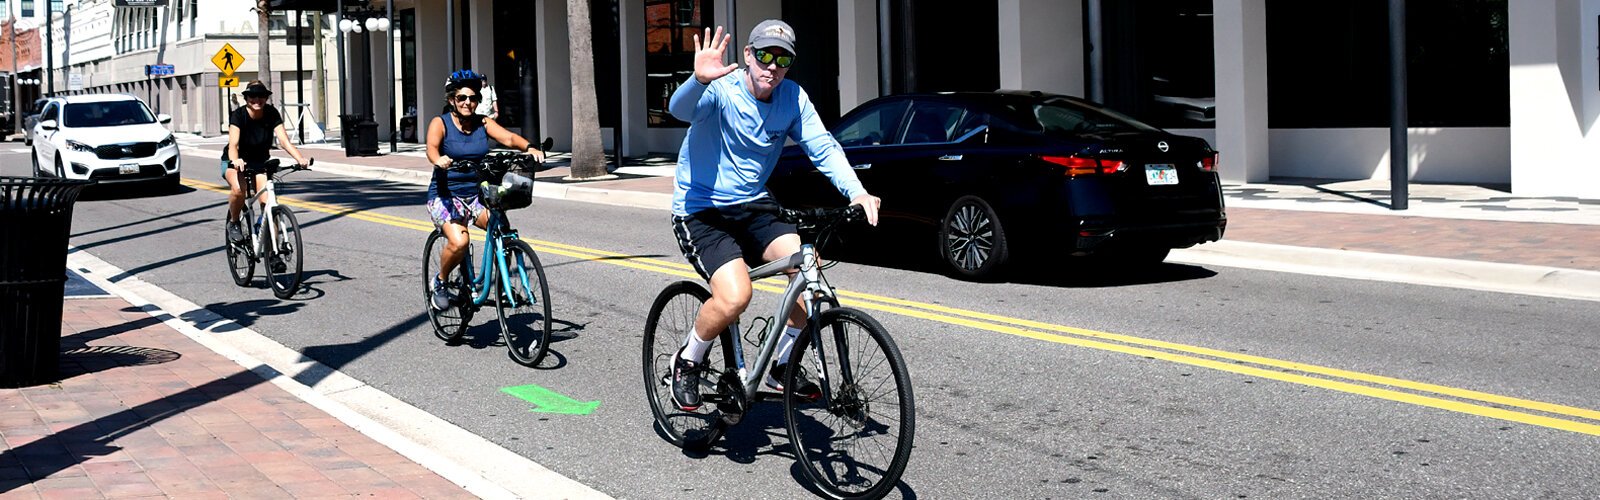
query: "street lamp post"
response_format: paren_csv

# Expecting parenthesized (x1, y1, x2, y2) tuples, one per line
(338, 9, 390, 156)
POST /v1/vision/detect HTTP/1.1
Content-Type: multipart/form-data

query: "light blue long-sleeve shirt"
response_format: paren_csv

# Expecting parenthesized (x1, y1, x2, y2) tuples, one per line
(668, 70, 866, 216)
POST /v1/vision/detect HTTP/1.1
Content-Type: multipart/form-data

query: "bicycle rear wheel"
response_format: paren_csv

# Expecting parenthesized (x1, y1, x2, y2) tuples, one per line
(785, 307, 915, 500)
(496, 239, 553, 366)
(424, 229, 473, 341)
(226, 207, 255, 287)
(266, 206, 304, 299)
(642, 281, 734, 450)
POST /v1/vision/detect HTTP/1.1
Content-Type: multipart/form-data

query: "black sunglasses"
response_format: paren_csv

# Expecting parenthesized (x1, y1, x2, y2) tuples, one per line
(452, 93, 482, 103)
(752, 48, 795, 68)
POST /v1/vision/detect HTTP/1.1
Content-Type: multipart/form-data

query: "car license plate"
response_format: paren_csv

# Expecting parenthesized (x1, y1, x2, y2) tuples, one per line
(1144, 164, 1178, 185)
(119, 163, 139, 175)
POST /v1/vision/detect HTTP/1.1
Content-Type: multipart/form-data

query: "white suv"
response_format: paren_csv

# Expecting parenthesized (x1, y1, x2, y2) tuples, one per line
(30, 94, 181, 188)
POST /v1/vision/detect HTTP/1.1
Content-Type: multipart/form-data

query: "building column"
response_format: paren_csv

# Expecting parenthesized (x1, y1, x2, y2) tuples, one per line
(414, 0, 450, 125)
(620, 0, 645, 156)
(998, 0, 1083, 97)
(1508, 0, 1599, 197)
(1213, 0, 1269, 183)
(468, 0, 495, 80)
(837, 0, 879, 114)
(535, 0, 572, 151)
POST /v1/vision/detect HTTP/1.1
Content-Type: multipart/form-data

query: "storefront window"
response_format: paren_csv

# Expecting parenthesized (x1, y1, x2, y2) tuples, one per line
(1099, 0, 1216, 129)
(645, 0, 712, 127)
(1267, 0, 1508, 128)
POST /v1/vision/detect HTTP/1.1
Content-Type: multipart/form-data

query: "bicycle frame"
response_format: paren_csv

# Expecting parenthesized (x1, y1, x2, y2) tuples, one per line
(734, 243, 845, 403)
(238, 171, 282, 257)
(462, 209, 533, 309)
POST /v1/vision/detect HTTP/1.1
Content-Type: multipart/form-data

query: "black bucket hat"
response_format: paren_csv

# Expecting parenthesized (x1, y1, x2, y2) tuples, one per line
(242, 81, 273, 97)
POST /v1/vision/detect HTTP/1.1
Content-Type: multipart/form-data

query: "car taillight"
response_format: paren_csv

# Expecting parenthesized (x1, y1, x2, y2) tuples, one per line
(1042, 155, 1125, 176)
(1198, 152, 1219, 172)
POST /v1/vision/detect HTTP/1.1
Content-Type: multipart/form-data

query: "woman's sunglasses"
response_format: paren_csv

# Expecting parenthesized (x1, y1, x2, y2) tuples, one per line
(452, 94, 482, 103)
(752, 48, 795, 68)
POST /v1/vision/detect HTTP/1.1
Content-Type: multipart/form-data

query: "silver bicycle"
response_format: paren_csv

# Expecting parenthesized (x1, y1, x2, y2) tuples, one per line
(226, 158, 310, 299)
(642, 204, 915, 500)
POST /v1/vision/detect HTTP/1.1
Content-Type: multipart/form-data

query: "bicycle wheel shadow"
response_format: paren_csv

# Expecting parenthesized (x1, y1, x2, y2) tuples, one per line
(278, 269, 355, 301)
(446, 315, 586, 370)
(674, 404, 920, 499)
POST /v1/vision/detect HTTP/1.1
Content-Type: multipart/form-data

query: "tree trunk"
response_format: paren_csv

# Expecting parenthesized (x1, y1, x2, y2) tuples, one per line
(565, 0, 612, 180)
(256, 0, 273, 99)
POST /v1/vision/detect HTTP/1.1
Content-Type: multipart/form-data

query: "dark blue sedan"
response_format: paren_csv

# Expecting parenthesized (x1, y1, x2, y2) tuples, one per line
(768, 90, 1226, 279)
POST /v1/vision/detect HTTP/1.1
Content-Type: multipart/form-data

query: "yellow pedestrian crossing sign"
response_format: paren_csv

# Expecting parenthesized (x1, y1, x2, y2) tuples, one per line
(212, 43, 244, 75)
(219, 76, 239, 88)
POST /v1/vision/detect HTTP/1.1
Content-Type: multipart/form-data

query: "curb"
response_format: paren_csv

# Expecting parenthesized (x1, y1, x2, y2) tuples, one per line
(65, 249, 614, 500)
(1174, 240, 1600, 302)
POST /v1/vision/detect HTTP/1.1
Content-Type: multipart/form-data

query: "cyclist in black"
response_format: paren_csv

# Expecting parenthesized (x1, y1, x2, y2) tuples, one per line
(224, 81, 312, 249)
(426, 70, 548, 310)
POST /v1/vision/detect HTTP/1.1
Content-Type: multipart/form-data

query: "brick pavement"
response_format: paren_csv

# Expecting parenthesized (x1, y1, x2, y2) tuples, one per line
(0, 297, 471, 499)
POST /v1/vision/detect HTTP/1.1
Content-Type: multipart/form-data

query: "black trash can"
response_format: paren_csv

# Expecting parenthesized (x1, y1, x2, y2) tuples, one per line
(0, 177, 94, 387)
(340, 113, 380, 157)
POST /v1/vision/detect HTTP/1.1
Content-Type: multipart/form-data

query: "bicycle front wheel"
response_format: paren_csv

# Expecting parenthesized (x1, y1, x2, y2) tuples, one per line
(785, 307, 915, 500)
(266, 206, 304, 299)
(496, 239, 552, 367)
(424, 229, 473, 341)
(226, 208, 255, 287)
(641, 281, 730, 450)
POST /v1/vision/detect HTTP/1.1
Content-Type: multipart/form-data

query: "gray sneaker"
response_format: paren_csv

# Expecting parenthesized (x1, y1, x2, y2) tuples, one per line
(431, 276, 455, 311)
(226, 221, 246, 243)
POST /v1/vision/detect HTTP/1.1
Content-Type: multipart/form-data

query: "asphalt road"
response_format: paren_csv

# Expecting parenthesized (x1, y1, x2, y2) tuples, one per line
(5, 148, 1598, 499)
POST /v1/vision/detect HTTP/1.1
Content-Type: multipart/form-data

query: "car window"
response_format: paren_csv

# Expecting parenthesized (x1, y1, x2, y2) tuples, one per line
(834, 100, 910, 147)
(902, 102, 972, 144)
(63, 101, 157, 128)
(41, 103, 59, 121)
(1032, 98, 1160, 136)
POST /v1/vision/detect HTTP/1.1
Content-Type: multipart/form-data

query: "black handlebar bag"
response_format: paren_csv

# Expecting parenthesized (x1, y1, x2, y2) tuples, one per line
(482, 172, 534, 210)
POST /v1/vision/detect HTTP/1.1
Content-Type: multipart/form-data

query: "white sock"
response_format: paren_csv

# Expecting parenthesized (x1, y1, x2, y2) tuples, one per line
(776, 326, 804, 365)
(681, 329, 712, 362)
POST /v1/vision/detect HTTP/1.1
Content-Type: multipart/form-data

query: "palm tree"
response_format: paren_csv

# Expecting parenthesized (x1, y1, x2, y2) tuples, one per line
(565, 0, 612, 180)
(256, 0, 273, 95)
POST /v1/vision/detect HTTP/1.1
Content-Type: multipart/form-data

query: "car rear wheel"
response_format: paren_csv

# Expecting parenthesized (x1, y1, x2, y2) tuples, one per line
(30, 148, 40, 177)
(939, 195, 1009, 279)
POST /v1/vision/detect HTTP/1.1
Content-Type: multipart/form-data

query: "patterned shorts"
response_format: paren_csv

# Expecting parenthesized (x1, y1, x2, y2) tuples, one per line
(427, 195, 486, 226)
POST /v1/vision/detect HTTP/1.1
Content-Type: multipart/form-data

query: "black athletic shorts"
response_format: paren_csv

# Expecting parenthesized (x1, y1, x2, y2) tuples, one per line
(672, 200, 798, 281)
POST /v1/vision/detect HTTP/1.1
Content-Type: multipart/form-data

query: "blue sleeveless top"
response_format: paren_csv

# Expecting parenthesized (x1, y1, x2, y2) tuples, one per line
(428, 113, 493, 200)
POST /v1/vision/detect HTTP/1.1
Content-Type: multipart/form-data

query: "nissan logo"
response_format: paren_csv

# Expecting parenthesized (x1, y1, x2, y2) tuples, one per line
(1157, 141, 1170, 153)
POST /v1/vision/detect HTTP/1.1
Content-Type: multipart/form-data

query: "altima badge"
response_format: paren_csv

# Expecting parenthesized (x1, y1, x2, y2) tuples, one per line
(1157, 141, 1169, 153)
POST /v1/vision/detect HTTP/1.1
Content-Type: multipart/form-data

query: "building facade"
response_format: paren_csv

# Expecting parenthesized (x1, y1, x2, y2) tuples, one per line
(36, 0, 345, 138)
(367, 0, 1590, 198)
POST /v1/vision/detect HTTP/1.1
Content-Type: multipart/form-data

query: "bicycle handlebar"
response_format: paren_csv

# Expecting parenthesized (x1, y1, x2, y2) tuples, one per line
(748, 202, 866, 229)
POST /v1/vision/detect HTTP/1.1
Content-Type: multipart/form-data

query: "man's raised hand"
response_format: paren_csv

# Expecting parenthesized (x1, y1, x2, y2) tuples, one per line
(693, 26, 739, 84)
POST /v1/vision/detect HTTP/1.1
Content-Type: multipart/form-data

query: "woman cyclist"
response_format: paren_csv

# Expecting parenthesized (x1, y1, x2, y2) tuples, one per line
(224, 80, 313, 252)
(427, 69, 548, 310)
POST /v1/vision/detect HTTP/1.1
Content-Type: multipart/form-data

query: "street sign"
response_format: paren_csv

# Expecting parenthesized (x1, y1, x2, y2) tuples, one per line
(219, 76, 239, 88)
(144, 64, 175, 76)
(212, 44, 243, 76)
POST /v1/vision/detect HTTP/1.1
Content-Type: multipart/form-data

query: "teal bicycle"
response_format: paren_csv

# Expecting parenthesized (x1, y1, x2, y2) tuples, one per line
(423, 148, 553, 366)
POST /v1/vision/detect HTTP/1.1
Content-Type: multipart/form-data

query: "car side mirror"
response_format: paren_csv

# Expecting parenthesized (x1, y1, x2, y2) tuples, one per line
(157, 114, 172, 124)
(40, 119, 57, 131)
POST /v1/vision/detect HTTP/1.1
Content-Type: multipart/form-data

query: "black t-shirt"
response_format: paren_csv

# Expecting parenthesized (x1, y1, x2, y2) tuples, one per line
(220, 105, 284, 164)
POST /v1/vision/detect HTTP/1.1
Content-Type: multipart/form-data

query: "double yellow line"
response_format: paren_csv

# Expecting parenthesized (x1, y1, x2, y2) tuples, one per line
(185, 179, 1600, 436)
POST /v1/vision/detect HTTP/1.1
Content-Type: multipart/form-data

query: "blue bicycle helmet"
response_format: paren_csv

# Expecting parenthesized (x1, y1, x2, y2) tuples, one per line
(445, 69, 484, 93)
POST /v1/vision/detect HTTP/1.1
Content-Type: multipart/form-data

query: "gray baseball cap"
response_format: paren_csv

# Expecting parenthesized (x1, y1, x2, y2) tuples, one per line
(747, 19, 797, 55)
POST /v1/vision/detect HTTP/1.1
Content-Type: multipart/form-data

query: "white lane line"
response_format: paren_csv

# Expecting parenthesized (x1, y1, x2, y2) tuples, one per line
(66, 248, 613, 500)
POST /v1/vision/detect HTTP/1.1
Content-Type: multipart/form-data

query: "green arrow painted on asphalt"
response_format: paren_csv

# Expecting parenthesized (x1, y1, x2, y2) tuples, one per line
(500, 384, 601, 415)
